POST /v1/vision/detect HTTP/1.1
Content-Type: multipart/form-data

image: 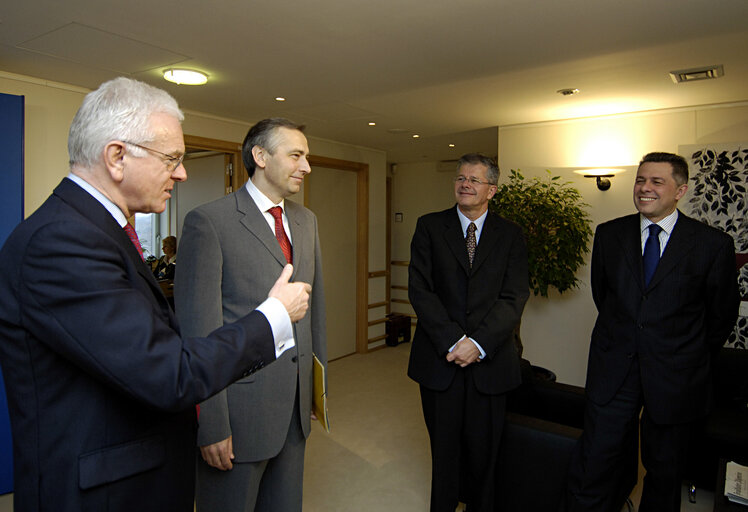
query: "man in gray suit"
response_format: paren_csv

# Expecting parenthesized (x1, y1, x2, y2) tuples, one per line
(174, 118, 326, 512)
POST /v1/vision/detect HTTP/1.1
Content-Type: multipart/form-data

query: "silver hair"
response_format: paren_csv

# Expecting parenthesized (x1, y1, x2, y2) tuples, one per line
(68, 77, 184, 168)
(457, 153, 499, 184)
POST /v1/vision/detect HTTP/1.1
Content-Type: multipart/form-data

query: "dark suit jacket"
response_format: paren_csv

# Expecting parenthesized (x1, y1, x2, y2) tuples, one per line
(0, 179, 277, 512)
(586, 211, 739, 424)
(407, 206, 529, 394)
(153, 256, 176, 280)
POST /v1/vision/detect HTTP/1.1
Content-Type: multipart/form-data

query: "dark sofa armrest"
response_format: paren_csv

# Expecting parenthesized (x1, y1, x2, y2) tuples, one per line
(496, 412, 582, 511)
(508, 379, 586, 429)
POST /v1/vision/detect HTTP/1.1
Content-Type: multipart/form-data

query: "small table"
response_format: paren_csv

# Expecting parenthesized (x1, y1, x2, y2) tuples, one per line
(715, 458, 748, 511)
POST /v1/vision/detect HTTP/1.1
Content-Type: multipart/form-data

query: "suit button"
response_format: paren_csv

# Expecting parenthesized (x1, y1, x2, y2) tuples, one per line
(292, 356, 298, 363)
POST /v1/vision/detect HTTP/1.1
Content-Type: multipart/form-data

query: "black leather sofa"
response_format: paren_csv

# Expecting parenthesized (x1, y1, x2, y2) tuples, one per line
(496, 361, 636, 512)
(684, 347, 748, 503)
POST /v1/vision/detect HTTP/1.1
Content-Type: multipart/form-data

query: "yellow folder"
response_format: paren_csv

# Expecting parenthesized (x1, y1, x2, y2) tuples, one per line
(313, 353, 330, 432)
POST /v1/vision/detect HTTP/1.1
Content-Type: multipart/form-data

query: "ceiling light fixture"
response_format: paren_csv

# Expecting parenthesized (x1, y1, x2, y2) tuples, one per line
(412, 134, 420, 138)
(448, 144, 455, 148)
(275, 97, 286, 102)
(557, 88, 580, 96)
(163, 69, 208, 85)
(368, 122, 376, 126)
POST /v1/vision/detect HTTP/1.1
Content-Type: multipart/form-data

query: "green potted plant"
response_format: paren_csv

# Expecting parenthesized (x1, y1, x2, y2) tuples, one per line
(489, 169, 593, 358)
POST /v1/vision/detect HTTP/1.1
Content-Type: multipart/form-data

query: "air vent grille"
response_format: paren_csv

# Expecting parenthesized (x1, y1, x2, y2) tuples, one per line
(669, 65, 724, 84)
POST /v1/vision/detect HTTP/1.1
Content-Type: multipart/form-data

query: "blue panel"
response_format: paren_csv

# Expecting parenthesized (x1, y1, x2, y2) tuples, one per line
(0, 92, 24, 495)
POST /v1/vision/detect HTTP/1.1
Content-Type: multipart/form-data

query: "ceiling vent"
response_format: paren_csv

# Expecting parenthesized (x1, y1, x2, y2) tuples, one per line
(669, 65, 724, 84)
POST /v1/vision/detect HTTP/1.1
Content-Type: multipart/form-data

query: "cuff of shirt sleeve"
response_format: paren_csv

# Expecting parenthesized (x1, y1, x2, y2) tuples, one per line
(256, 297, 295, 358)
(469, 337, 486, 360)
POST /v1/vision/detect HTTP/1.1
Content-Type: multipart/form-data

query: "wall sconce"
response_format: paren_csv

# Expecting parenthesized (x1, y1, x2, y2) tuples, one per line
(574, 169, 624, 191)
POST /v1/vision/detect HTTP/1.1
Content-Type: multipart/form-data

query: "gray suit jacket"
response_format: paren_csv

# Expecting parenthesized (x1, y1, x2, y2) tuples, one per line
(174, 187, 326, 461)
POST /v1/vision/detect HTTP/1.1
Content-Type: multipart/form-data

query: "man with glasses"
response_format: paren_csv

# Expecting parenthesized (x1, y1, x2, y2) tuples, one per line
(408, 153, 529, 512)
(0, 77, 311, 512)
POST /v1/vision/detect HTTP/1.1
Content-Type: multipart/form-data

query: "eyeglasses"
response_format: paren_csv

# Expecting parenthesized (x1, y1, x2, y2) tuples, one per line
(453, 175, 496, 186)
(124, 141, 185, 172)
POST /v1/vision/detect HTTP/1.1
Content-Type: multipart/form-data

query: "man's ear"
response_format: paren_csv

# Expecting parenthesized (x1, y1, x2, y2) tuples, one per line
(251, 145, 266, 171)
(675, 183, 688, 201)
(104, 141, 127, 183)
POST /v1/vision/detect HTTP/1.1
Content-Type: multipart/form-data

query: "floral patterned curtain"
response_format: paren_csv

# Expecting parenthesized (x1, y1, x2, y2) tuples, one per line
(679, 143, 748, 349)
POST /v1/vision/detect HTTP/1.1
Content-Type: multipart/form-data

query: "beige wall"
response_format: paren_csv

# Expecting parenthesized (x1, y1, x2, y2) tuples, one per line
(0, 71, 388, 350)
(389, 161, 456, 318)
(0, 73, 87, 215)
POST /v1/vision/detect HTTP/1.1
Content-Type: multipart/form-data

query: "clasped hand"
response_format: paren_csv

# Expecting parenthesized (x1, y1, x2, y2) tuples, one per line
(446, 336, 481, 367)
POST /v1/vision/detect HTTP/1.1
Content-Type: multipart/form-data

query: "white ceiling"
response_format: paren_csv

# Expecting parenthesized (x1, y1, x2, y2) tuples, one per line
(1, 0, 747, 163)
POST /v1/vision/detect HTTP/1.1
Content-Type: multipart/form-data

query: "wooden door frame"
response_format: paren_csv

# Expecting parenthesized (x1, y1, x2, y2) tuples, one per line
(306, 155, 369, 355)
(184, 134, 244, 193)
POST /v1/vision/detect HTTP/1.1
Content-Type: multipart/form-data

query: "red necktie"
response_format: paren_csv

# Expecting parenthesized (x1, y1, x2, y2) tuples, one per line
(268, 206, 293, 264)
(123, 223, 145, 261)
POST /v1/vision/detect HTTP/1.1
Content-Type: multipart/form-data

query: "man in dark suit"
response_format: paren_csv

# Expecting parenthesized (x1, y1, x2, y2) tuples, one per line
(0, 77, 311, 512)
(566, 152, 740, 512)
(175, 118, 326, 512)
(408, 153, 529, 512)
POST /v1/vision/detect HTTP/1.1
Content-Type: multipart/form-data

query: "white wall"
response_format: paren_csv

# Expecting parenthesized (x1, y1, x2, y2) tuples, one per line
(499, 104, 748, 386)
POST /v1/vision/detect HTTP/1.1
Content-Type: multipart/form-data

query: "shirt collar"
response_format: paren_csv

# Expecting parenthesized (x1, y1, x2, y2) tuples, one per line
(245, 177, 285, 213)
(640, 209, 679, 235)
(67, 173, 128, 227)
(456, 206, 488, 236)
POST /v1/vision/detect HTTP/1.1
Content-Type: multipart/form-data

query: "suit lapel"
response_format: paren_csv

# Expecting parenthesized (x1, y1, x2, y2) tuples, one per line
(471, 212, 501, 273)
(613, 214, 646, 291)
(235, 187, 289, 268)
(647, 212, 697, 290)
(54, 179, 172, 312)
(285, 202, 309, 279)
(443, 208, 471, 274)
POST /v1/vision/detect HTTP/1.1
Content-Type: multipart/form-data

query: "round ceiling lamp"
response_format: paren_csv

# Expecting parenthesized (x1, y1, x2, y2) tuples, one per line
(163, 69, 208, 85)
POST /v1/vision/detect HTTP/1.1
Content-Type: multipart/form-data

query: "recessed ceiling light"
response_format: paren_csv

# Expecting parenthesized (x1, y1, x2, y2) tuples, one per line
(412, 134, 420, 138)
(368, 122, 376, 126)
(163, 69, 208, 85)
(448, 143, 455, 148)
(275, 97, 286, 102)
(557, 88, 580, 96)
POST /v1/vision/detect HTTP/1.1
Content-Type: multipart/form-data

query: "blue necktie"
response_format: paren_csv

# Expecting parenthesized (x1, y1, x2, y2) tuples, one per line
(642, 224, 662, 286)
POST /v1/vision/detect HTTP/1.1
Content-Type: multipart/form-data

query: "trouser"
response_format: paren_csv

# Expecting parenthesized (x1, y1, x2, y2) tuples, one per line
(420, 367, 506, 512)
(566, 357, 694, 512)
